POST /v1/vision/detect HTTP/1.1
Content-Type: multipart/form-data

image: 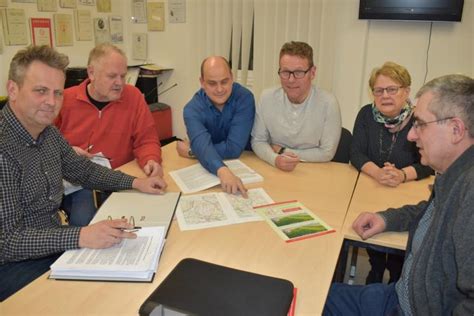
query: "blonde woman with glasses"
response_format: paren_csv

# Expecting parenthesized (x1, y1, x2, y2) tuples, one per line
(349, 61, 433, 284)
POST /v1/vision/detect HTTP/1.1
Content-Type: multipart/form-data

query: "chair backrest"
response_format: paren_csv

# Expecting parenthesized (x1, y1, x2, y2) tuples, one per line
(332, 127, 352, 163)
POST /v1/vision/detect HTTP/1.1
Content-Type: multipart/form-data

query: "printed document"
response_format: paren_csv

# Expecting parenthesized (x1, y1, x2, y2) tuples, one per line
(49, 227, 165, 282)
(169, 159, 263, 194)
(176, 188, 273, 231)
(255, 201, 335, 243)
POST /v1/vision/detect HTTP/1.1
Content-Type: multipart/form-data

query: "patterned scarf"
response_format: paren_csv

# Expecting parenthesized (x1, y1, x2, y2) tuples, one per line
(372, 99, 413, 132)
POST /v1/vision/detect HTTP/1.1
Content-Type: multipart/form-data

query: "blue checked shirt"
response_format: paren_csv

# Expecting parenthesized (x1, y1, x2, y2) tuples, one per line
(0, 105, 135, 264)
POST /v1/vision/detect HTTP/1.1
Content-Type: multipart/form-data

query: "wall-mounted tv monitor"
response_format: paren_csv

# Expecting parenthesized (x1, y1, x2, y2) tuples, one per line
(359, 0, 464, 22)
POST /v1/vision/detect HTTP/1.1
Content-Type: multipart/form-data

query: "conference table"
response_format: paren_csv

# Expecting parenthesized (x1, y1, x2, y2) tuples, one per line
(335, 172, 434, 282)
(1, 144, 359, 316)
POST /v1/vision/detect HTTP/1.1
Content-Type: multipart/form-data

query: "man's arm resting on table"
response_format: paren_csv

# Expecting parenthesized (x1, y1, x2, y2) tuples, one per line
(352, 212, 387, 240)
(132, 176, 167, 194)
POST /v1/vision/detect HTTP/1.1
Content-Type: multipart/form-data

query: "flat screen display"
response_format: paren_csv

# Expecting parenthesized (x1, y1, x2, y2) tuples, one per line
(359, 0, 464, 22)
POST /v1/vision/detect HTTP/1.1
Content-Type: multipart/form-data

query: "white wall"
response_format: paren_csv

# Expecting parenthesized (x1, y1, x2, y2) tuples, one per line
(1, 0, 473, 138)
(0, 1, 125, 89)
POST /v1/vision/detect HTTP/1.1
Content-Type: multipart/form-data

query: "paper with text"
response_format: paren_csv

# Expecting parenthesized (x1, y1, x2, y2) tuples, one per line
(50, 227, 165, 281)
(169, 159, 263, 194)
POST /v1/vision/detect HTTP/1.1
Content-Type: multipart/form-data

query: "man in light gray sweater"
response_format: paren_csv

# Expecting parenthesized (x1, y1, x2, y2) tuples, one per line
(324, 74, 474, 315)
(251, 41, 341, 171)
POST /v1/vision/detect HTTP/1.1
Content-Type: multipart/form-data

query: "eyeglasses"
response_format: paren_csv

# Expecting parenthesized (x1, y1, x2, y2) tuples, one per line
(412, 117, 454, 130)
(278, 67, 312, 80)
(372, 86, 402, 97)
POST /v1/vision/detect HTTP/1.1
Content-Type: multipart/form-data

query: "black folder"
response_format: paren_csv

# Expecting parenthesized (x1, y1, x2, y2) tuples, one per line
(139, 258, 295, 316)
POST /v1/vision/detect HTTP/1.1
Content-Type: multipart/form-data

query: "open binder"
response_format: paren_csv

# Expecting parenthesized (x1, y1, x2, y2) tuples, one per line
(139, 258, 295, 316)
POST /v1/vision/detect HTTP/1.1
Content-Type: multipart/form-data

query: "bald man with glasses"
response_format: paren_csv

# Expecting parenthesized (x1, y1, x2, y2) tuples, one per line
(251, 41, 341, 171)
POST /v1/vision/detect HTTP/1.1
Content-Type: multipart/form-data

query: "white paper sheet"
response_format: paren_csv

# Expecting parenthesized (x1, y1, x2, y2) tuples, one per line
(169, 159, 263, 194)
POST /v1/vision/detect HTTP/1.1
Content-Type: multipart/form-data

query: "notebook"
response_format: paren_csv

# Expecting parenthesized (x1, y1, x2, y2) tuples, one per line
(139, 258, 295, 316)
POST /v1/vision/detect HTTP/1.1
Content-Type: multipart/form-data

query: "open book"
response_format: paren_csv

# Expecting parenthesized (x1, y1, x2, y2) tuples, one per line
(49, 227, 165, 282)
(169, 159, 263, 194)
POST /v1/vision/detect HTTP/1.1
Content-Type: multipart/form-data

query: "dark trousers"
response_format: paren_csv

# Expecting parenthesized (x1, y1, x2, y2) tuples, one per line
(323, 282, 401, 316)
(0, 253, 61, 301)
(61, 189, 111, 227)
(366, 248, 404, 284)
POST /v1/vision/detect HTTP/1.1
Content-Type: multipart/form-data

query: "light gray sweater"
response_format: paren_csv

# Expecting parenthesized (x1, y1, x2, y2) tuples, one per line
(251, 85, 341, 166)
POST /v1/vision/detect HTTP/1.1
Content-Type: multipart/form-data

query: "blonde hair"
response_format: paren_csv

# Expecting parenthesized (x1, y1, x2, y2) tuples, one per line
(369, 61, 411, 90)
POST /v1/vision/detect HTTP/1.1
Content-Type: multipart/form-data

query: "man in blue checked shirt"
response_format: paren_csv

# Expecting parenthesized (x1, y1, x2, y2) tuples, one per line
(0, 46, 167, 301)
(176, 56, 255, 197)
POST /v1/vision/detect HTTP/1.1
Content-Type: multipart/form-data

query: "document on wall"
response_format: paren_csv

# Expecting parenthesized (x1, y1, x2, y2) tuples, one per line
(169, 0, 186, 23)
(60, 0, 77, 9)
(37, 0, 58, 12)
(93, 17, 111, 45)
(30, 18, 53, 47)
(169, 159, 263, 194)
(254, 200, 335, 243)
(74, 9, 93, 41)
(78, 0, 95, 5)
(131, 0, 146, 23)
(109, 15, 123, 43)
(176, 188, 273, 231)
(96, 0, 111, 13)
(49, 226, 165, 282)
(132, 32, 147, 60)
(1, 8, 29, 45)
(53, 13, 74, 46)
(147, 1, 165, 31)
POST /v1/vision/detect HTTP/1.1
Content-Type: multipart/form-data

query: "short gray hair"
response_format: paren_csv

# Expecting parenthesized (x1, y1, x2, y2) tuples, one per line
(416, 74, 474, 137)
(87, 43, 126, 66)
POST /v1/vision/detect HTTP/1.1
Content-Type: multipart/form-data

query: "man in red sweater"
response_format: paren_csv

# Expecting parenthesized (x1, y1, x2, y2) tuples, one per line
(55, 43, 163, 226)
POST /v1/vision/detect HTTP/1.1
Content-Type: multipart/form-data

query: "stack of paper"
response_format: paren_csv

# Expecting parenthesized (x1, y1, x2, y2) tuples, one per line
(50, 227, 165, 282)
(169, 159, 263, 194)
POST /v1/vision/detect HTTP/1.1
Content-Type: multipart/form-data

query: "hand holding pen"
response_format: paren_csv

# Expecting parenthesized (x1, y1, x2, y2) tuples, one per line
(275, 151, 300, 172)
(78, 217, 138, 249)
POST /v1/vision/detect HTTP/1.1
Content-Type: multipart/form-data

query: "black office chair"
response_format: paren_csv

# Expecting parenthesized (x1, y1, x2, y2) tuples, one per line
(331, 127, 352, 163)
(0, 97, 7, 110)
